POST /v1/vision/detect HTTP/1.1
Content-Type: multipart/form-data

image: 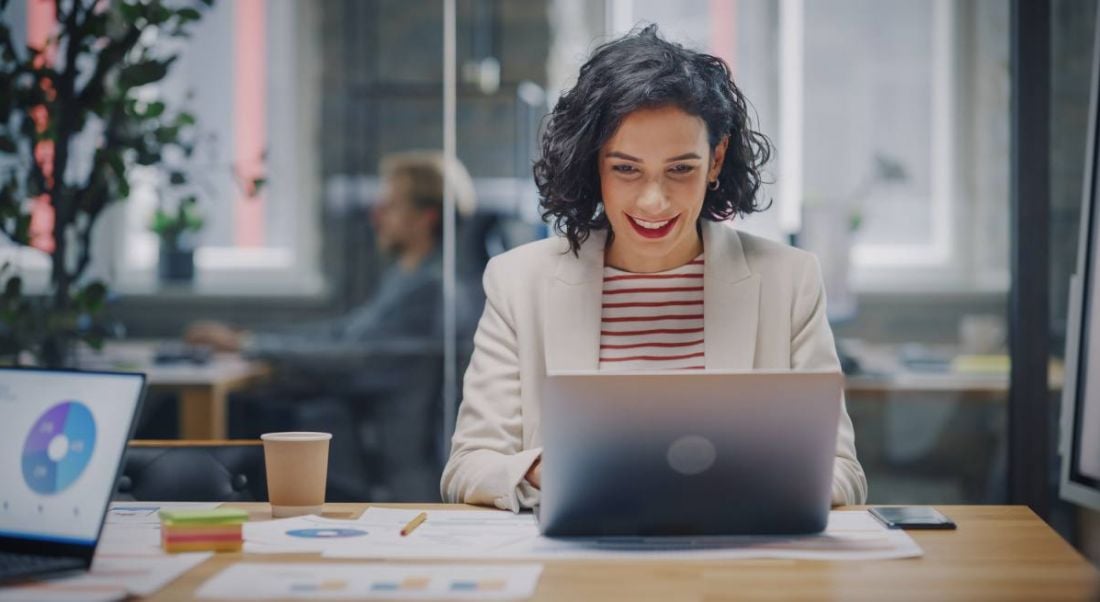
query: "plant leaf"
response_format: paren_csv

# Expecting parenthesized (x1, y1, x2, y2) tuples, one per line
(2, 275, 21, 300)
(118, 58, 175, 89)
(177, 7, 202, 21)
(13, 214, 29, 244)
(79, 281, 108, 312)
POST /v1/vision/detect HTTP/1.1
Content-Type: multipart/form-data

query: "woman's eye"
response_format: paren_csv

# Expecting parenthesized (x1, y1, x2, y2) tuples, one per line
(611, 164, 638, 174)
(669, 164, 695, 175)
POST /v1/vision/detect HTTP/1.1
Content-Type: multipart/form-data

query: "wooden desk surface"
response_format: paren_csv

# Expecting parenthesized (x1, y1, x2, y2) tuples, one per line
(147, 504, 1099, 602)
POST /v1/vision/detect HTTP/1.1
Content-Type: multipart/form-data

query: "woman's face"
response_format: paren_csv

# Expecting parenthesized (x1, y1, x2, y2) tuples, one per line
(599, 105, 728, 273)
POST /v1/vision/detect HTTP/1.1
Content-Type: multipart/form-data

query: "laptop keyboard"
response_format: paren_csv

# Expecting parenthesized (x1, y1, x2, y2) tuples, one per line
(0, 551, 84, 581)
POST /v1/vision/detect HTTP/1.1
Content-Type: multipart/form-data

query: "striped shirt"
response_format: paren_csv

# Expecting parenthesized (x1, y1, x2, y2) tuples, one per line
(598, 255, 705, 371)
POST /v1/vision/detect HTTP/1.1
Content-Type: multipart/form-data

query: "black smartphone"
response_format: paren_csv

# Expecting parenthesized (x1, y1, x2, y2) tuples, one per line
(869, 506, 957, 530)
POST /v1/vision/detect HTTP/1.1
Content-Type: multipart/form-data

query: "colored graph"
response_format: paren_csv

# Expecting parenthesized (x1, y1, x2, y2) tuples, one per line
(450, 579, 506, 592)
(286, 528, 367, 539)
(290, 579, 348, 593)
(21, 401, 97, 495)
(370, 577, 429, 592)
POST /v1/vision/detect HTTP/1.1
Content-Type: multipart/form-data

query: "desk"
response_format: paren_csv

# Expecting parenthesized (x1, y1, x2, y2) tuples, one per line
(147, 504, 1098, 601)
(843, 342, 1063, 402)
(77, 342, 269, 439)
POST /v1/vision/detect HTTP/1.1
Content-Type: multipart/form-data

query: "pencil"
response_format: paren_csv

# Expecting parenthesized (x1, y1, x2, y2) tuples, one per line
(400, 512, 427, 536)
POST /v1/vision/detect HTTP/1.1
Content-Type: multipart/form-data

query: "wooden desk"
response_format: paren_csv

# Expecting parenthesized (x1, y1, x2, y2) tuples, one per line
(843, 343, 1063, 402)
(148, 504, 1098, 601)
(77, 341, 269, 439)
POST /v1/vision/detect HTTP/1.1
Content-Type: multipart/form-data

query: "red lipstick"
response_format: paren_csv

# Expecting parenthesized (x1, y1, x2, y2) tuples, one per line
(627, 214, 679, 239)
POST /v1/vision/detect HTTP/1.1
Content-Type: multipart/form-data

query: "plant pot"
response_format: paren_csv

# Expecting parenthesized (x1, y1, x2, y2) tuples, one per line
(158, 244, 195, 283)
(39, 334, 76, 369)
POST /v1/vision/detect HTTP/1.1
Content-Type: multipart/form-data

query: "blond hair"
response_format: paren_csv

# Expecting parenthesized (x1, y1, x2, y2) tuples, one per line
(380, 151, 477, 217)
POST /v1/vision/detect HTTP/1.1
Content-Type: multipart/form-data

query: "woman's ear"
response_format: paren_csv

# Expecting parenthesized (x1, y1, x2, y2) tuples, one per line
(710, 136, 730, 181)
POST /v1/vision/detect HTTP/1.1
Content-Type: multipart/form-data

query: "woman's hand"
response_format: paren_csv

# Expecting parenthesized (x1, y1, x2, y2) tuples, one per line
(525, 456, 542, 489)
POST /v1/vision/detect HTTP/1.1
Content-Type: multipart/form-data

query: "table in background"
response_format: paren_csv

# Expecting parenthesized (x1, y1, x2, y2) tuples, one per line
(78, 341, 269, 439)
(148, 504, 1098, 601)
(843, 341, 1063, 402)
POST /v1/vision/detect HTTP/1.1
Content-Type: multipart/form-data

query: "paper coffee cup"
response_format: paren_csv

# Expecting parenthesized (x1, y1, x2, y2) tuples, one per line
(261, 432, 332, 518)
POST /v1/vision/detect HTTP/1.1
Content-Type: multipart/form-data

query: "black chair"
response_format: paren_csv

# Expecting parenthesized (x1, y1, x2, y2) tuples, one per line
(114, 440, 268, 502)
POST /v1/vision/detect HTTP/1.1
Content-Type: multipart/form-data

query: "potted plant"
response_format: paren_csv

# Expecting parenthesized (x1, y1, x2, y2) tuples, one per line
(151, 194, 203, 282)
(0, 0, 212, 366)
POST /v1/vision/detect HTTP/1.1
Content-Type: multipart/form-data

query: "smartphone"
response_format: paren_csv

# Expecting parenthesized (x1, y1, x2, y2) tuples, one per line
(869, 506, 956, 530)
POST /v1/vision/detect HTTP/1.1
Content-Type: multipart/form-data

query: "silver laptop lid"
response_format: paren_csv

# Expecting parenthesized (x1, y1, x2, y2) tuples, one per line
(539, 370, 843, 536)
(0, 368, 145, 550)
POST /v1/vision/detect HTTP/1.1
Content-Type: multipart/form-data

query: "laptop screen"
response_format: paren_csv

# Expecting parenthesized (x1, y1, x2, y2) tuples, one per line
(0, 369, 144, 546)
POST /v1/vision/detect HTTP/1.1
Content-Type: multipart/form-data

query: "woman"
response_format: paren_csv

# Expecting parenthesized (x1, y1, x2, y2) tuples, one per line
(441, 25, 867, 511)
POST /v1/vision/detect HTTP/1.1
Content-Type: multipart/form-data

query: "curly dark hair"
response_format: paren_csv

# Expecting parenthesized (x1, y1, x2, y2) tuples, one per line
(533, 24, 773, 254)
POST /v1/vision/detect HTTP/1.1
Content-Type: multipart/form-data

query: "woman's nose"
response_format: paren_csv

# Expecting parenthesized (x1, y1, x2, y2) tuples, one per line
(636, 180, 669, 215)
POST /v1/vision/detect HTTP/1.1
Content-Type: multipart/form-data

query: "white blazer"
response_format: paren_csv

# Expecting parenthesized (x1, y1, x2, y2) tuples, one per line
(441, 220, 868, 511)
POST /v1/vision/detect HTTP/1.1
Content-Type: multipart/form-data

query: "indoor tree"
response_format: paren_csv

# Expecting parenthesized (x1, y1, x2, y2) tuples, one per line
(0, 0, 211, 365)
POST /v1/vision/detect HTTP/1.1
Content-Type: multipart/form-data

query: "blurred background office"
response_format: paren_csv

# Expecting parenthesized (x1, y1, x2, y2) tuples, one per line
(0, 0, 1096, 564)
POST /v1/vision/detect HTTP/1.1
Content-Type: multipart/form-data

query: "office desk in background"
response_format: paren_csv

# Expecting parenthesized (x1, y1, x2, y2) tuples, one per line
(843, 342, 1063, 402)
(144, 503, 1097, 601)
(78, 341, 270, 439)
(76, 340, 1052, 439)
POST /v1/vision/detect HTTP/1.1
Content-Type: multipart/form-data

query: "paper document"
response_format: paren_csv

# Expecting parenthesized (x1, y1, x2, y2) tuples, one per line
(490, 511, 922, 560)
(244, 515, 385, 554)
(244, 509, 538, 557)
(195, 563, 543, 600)
(0, 553, 211, 601)
(322, 509, 922, 561)
(95, 523, 164, 555)
(107, 501, 220, 524)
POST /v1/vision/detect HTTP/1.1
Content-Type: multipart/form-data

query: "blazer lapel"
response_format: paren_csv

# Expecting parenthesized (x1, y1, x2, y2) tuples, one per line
(702, 221, 760, 370)
(545, 230, 606, 373)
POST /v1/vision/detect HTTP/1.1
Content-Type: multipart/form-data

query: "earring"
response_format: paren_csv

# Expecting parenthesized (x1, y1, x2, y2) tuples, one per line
(709, 179, 720, 191)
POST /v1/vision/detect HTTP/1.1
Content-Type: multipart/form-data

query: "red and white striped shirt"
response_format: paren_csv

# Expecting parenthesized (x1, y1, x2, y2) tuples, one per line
(598, 255, 705, 371)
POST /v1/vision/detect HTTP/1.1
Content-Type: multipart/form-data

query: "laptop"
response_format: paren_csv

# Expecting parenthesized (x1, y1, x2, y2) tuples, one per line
(538, 370, 843, 537)
(0, 367, 145, 584)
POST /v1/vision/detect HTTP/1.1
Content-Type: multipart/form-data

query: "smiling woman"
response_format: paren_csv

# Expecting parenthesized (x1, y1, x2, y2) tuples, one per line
(599, 106, 729, 273)
(534, 24, 772, 260)
(441, 24, 867, 512)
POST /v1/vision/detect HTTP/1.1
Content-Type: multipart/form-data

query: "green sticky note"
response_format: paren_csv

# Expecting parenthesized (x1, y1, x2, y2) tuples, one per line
(158, 507, 249, 526)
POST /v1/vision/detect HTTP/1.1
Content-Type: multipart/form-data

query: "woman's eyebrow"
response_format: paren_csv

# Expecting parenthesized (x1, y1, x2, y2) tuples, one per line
(604, 151, 702, 162)
(665, 152, 702, 162)
(605, 151, 641, 162)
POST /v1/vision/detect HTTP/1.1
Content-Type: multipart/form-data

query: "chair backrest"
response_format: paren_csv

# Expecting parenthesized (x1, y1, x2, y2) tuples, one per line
(115, 440, 268, 502)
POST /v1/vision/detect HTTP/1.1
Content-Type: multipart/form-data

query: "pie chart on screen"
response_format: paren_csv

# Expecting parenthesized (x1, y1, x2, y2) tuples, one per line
(21, 401, 97, 495)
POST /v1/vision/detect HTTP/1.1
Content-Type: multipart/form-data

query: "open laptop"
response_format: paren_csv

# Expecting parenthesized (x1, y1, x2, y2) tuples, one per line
(538, 370, 843, 537)
(0, 367, 145, 584)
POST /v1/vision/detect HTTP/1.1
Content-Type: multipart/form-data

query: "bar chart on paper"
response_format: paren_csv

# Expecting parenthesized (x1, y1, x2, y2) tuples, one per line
(194, 563, 543, 600)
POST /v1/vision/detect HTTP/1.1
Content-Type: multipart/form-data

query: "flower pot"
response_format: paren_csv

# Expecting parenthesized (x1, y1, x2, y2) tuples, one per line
(158, 244, 195, 283)
(39, 334, 76, 369)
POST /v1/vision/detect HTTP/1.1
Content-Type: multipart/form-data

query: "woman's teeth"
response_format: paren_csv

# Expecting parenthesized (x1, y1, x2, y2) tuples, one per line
(632, 217, 672, 229)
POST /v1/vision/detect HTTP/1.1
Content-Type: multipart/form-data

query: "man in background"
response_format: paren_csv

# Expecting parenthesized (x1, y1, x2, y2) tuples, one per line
(186, 151, 477, 353)
(185, 151, 479, 501)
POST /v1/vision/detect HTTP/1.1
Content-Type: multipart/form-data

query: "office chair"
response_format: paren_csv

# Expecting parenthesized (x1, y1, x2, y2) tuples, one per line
(114, 440, 268, 502)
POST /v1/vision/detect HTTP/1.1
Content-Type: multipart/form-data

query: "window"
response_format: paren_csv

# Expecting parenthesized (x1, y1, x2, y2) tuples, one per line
(799, 0, 1009, 293)
(111, 0, 322, 295)
(0, 0, 323, 296)
(581, 0, 1011, 293)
